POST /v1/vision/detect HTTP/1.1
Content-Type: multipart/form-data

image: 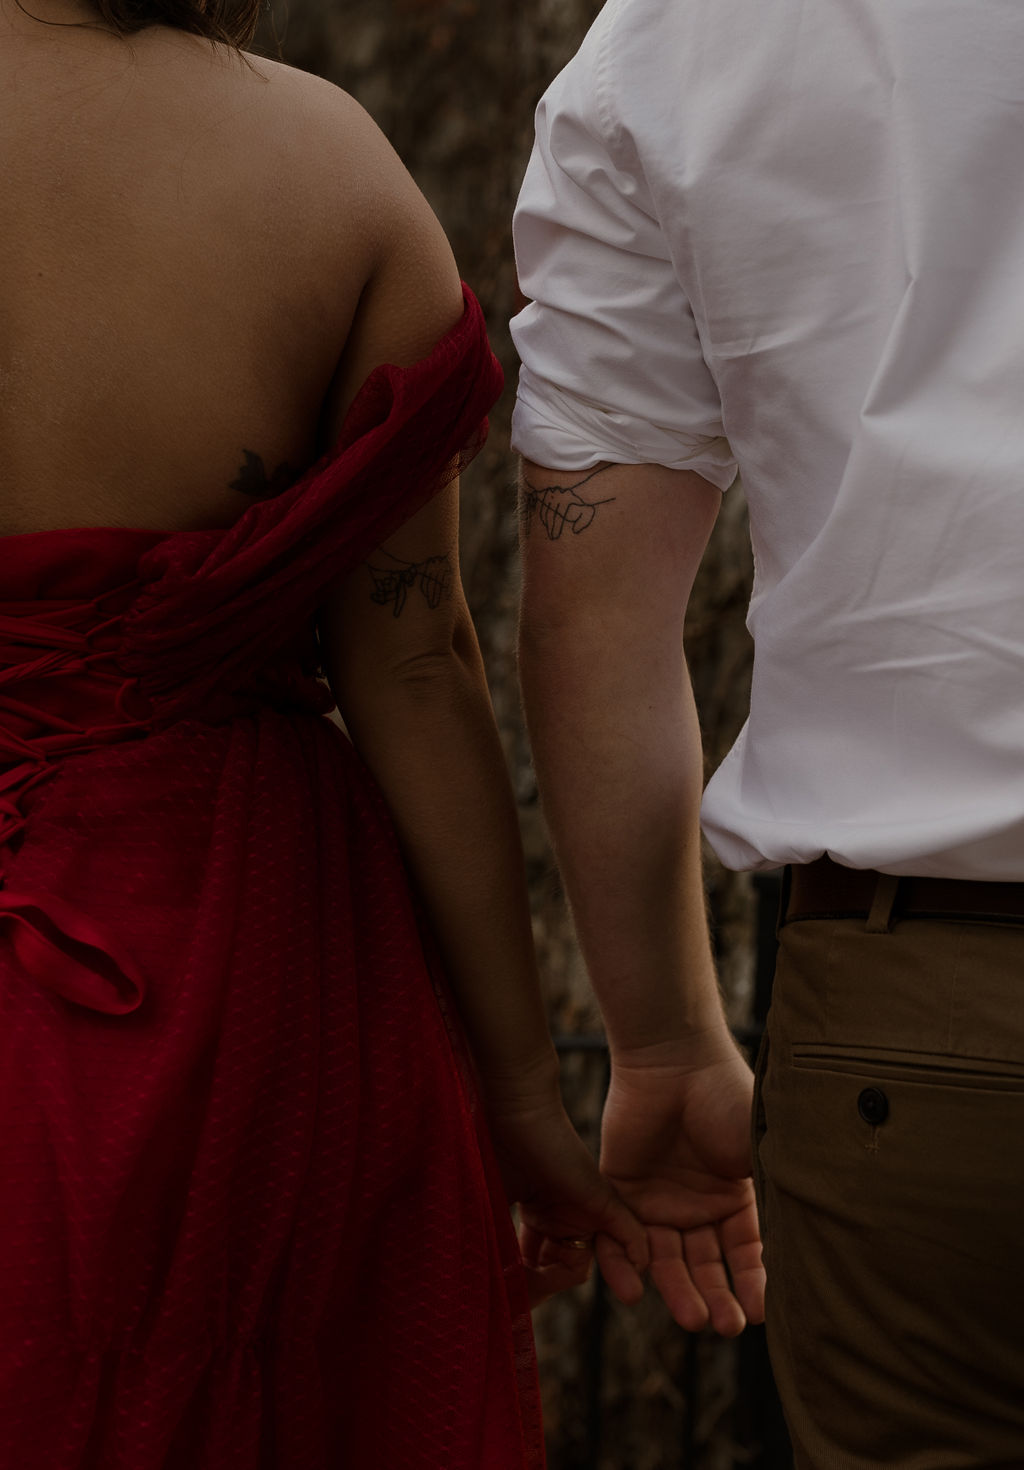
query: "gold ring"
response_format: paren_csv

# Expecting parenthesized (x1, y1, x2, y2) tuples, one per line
(559, 1237, 593, 1251)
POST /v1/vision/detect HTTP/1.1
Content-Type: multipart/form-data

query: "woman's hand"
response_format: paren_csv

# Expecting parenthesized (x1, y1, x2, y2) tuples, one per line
(598, 1029, 766, 1336)
(485, 1081, 650, 1310)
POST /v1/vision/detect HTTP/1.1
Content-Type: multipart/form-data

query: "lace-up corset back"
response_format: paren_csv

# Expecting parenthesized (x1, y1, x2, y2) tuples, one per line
(0, 529, 334, 1015)
(0, 534, 162, 1013)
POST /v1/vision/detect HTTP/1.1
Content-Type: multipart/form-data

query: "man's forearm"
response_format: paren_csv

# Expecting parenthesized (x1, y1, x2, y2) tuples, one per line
(517, 459, 728, 1059)
(519, 617, 724, 1056)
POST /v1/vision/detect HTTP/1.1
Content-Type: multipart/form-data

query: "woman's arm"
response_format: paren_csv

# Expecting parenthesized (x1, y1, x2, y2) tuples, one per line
(319, 488, 648, 1305)
(320, 483, 559, 1105)
(315, 147, 647, 1303)
(315, 115, 562, 1113)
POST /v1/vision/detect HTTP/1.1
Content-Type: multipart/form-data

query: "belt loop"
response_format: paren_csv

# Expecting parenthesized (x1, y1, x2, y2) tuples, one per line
(866, 873, 901, 933)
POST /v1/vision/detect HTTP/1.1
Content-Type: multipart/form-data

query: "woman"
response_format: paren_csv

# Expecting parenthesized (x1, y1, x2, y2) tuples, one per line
(0, 0, 647, 1464)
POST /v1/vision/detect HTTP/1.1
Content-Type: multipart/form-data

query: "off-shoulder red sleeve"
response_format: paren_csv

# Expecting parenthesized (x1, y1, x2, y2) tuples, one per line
(121, 285, 503, 712)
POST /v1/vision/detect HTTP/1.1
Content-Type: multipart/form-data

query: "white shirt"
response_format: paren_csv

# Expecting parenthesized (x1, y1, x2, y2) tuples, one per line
(510, 0, 1024, 880)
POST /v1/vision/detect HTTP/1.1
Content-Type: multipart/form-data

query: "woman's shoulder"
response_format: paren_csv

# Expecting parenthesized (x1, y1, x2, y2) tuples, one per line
(222, 48, 467, 421)
(203, 49, 404, 209)
(236, 54, 378, 152)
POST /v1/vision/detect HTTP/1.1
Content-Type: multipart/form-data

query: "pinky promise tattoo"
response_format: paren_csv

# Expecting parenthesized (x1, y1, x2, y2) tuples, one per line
(367, 552, 454, 617)
(520, 465, 615, 540)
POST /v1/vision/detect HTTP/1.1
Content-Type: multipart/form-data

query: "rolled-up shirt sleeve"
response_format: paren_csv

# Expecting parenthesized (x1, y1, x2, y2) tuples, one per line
(510, 6, 736, 488)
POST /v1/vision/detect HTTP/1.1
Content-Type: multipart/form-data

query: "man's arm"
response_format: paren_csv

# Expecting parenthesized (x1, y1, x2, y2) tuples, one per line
(518, 458, 766, 1334)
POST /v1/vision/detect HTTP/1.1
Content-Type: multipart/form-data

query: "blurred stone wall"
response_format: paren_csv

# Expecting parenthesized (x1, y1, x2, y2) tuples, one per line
(256, 2, 757, 1463)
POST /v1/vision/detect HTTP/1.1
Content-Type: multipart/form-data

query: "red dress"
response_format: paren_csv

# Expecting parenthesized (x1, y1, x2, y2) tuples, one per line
(0, 290, 545, 1469)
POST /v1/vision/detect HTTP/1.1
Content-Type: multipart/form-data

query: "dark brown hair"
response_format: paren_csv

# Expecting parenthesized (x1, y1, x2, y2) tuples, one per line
(89, 0, 262, 47)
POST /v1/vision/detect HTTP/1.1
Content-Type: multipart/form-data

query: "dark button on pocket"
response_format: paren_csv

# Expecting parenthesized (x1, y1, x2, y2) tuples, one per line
(857, 1086, 889, 1126)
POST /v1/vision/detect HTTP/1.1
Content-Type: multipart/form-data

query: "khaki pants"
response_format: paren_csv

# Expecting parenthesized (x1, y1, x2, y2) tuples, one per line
(754, 900, 1024, 1469)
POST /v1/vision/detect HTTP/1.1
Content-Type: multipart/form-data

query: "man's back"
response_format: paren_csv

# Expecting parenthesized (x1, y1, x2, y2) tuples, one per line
(513, 0, 1024, 878)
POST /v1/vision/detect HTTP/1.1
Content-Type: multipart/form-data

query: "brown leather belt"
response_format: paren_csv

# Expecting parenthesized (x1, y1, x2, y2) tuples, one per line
(784, 855, 1024, 925)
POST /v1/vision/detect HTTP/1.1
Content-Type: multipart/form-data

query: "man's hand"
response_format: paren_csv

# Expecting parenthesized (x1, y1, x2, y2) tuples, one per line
(598, 1030, 766, 1336)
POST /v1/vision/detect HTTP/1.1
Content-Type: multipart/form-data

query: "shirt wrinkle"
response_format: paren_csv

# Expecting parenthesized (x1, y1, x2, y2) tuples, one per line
(511, 0, 1024, 880)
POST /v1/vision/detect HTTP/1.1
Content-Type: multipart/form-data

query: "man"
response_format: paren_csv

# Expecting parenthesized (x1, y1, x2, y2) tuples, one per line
(510, 0, 1024, 1465)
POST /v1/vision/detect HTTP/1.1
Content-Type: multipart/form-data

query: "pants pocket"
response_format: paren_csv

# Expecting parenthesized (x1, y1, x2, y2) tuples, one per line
(759, 1042, 1024, 1470)
(790, 1042, 1024, 1090)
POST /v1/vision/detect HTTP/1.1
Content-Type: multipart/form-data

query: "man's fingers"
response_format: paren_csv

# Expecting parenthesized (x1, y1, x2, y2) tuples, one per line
(683, 1225, 747, 1337)
(731, 1258, 767, 1327)
(720, 1200, 767, 1325)
(600, 1190, 651, 1275)
(595, 1233, 645, 1306)
(647, 1223, 755, 1337)
(647, 1226, 710, 1332)
(726, 1241, 767, 1326)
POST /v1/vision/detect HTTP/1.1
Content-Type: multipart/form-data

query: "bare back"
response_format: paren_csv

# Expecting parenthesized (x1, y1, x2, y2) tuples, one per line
(0, 0, 463, 535)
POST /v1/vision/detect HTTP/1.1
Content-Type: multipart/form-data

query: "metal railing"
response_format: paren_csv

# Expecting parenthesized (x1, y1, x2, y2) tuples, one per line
(549, 872, 793, 1469)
